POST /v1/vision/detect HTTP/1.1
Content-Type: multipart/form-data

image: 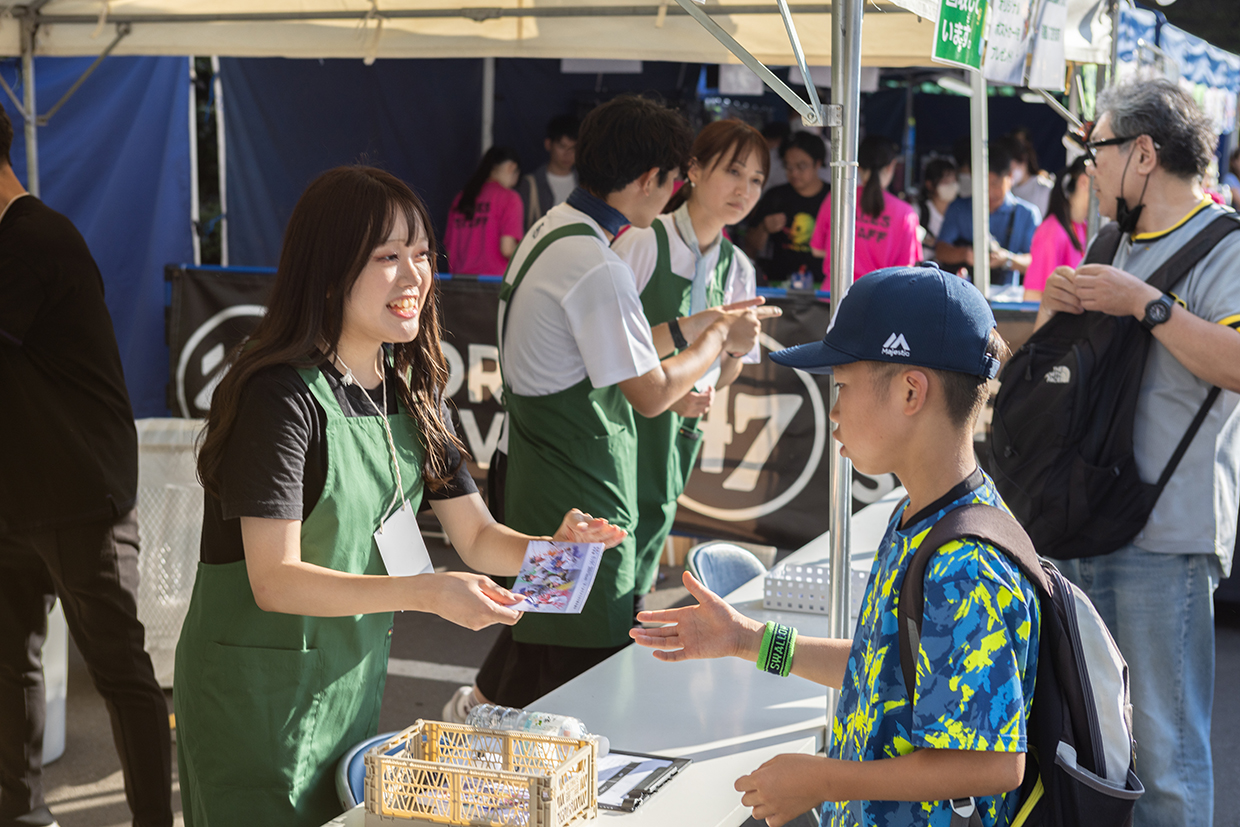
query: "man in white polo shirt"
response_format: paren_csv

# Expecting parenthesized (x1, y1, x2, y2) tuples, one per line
(445, 96, 764, 715)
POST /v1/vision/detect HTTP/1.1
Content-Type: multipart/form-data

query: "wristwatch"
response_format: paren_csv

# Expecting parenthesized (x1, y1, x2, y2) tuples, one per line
(667, 317, 689, 350)
(1141, 294, 1175, 331)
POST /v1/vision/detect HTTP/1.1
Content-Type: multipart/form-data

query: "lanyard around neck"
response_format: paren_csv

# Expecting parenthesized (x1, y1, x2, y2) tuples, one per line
(334, 351, 405, 522)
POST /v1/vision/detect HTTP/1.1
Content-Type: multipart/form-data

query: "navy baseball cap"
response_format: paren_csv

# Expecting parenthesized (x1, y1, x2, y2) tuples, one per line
(769, 266, 1001, 378)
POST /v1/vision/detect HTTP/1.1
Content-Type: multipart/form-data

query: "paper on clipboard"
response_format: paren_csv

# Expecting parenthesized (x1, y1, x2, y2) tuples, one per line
(596, 750, 691, 812)
(694, 363, 722, 393)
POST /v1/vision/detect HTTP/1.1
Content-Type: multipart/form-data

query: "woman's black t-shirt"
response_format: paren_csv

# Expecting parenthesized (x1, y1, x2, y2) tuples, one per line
(199, 360, 477, 564)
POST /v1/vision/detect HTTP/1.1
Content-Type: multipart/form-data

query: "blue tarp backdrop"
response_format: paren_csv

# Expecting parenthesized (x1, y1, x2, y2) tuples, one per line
(219, 57, 704, 268)
(3, 55, 194, 418)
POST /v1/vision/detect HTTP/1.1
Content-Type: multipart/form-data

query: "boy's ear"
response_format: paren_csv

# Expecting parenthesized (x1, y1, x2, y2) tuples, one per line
(900, 368, 931, 416)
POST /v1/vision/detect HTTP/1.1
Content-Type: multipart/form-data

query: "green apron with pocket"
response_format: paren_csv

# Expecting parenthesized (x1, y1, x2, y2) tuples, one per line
(632, 220, 732, 594)
(174, 365, 424, 827)
(499, 223, 639, 648)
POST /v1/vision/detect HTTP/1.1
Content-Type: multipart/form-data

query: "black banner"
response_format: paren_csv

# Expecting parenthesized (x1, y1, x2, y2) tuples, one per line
(165, 265, 276, 418)
(165, 268, 901, 548)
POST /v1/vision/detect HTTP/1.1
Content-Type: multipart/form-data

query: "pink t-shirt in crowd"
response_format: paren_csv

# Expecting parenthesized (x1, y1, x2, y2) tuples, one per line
(810, 187, 921, 286)
(1024, 218, 1087, 293)
(444, 180, 525, 276)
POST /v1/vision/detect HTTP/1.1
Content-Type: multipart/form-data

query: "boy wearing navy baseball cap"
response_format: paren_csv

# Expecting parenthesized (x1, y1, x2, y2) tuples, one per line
(631, 266, 1040, 827)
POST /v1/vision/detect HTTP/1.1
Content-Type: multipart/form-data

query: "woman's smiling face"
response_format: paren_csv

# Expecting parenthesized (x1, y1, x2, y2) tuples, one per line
(341, 214, 433, 351)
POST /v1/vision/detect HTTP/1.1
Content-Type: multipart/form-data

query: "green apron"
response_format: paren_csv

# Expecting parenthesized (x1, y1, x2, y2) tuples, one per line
(499, 223, 639, 648)
(632, 219, 731, 594)
(174, 365, 424, 827)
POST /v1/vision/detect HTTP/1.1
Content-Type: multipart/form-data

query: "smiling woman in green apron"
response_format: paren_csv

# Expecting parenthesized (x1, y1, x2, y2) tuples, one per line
(612, 119, 771, 597)
(174, 166, 625, 827)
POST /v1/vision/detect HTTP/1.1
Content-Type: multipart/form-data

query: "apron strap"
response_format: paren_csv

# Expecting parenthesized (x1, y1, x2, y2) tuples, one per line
(651, 218, 671, 278)
(497, 222, 602, 392)
(710, 238, 734, 308)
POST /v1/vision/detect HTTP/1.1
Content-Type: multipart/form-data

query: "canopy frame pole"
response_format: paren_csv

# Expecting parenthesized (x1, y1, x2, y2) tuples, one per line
(21, 16, 37, 197)
(1035, 88, 1082, 130)
(969, 68, 989, 298)
(36, 23, 132, 126)
(671, 0, 825, 126)
(826, 0, 863, 722)
(212, 55, 229, 265)
(481, 56, 495, 152)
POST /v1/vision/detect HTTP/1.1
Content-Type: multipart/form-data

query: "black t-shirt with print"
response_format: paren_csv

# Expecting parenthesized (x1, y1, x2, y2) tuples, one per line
(748, 183, 829, 283)
(200, 360, 477, 564)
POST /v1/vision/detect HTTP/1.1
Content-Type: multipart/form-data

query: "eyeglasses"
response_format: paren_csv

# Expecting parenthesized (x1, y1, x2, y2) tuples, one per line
(1082, 135, 1136, 164)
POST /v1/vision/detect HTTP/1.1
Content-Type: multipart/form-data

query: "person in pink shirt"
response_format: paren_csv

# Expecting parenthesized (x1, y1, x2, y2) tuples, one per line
(1023, 157, 1089, 302)
(810, 135, 920, 285)
(444, 146, 525, 275)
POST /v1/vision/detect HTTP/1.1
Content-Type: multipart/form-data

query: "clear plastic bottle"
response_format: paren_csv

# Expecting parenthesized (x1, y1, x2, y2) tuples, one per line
(465, 704, 610, 755)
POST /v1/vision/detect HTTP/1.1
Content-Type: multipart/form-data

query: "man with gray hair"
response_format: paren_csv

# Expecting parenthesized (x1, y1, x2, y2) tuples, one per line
(1038, 79, 1240, 827)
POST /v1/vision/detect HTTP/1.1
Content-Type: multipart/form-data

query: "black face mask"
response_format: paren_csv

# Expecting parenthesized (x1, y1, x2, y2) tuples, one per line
(1114, 145, 1151, 235)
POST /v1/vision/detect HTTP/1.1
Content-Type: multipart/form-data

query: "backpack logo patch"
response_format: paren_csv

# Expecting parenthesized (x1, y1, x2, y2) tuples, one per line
(1044, 365, 1072, 384)
(881, 332, 911, 358)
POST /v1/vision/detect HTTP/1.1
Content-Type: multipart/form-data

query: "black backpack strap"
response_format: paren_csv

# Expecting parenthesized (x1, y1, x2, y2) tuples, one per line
(1083, 222, 1123, 265)
(897, 504, 1047, 707)
(1144, 212, 1240, 294)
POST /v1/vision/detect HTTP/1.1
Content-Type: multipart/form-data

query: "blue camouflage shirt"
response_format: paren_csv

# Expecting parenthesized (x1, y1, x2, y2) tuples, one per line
(823, 470, 1040, 827)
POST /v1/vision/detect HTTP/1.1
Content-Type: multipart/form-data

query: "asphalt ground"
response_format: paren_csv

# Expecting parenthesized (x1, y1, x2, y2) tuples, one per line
(32, 540, 1240, 827)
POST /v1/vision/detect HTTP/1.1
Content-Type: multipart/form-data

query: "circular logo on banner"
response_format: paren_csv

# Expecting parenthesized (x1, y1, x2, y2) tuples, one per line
(175, 305, 267, 418)
(678, 332, 828, 521)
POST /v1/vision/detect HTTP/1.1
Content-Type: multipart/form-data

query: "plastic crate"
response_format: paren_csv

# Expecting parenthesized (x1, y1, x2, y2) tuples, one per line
(762, 558, 870, 621)
(363, 720, 597, 827)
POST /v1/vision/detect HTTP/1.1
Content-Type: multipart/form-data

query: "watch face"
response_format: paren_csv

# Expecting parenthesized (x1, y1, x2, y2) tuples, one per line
(1148, 299, 1172, 324)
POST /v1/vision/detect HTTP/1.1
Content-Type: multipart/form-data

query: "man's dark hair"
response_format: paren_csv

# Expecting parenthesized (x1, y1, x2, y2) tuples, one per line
(780, 131, 826, 165)
(1097, 78, 1215, 180)
(546, 114, 579, 143)
(575, 95, 692, 195)
(869, 329, 1010, 428)
(952, 136, 972, 170)
(988, 138, 1016, 178)
(0, 103, 13, 167)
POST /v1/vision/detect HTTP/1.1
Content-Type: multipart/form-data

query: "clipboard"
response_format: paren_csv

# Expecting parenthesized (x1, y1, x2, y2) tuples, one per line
(597, 749, 691, 812)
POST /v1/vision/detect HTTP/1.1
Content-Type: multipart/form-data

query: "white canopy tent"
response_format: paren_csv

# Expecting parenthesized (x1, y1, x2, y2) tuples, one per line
(0, 0, 940, 66)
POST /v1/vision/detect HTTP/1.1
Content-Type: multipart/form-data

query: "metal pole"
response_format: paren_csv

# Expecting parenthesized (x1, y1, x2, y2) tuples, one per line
(903, 78, 915, 196)
(969, 68, 989, 298)
(189, 58, 201, 266)
(826, 0, 861, 722)
(212, 56, 229, 266)
(21, 19, 38, 198)
(481, 56, 495, 153)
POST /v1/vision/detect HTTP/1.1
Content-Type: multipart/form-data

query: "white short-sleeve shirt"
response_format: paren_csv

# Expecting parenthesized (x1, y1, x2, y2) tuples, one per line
(498, 203, 660, 398)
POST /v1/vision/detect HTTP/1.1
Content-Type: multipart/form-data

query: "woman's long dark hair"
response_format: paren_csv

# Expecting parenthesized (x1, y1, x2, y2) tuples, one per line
(858, 135, 898, 219)
(1048, 156, 1089, 254)
(198, 166, 467, 497)
(455, 146, 520, 220)
(663, 119, 770, 213)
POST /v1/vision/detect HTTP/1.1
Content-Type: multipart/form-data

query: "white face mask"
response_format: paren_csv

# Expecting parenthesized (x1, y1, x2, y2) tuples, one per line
(1011, 166, 1027, 186)
(937, 181, 960, 202)
(957, 172, 972, 194)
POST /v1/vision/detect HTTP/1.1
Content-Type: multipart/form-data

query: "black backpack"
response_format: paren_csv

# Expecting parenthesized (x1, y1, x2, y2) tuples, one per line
(897, 503, 1143, 827)
(988, 214, 1239, 559)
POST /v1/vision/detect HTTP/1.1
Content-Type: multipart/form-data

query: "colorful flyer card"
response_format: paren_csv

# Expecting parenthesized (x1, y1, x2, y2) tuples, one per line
(510, 541, 604, 613)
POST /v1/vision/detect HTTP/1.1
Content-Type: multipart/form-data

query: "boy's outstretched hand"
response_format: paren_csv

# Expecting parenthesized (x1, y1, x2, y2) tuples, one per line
(552, 509, 627, 548)
(735, 754, 829, 827)
(628, 570, 764, 662)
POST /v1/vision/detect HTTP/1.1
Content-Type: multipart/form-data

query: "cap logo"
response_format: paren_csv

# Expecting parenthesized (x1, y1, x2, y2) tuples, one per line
(881, 332, 911, 358)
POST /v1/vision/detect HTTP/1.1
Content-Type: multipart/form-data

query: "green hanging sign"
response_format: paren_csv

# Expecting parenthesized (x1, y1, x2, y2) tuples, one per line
(933, 0, 988, 71)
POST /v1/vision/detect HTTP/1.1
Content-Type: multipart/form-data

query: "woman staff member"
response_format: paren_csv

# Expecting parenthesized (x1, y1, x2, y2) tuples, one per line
(1023, 156, 1089, 302)
(175, 166, 623, 827)
(444, 146, 525, 275)
(811, 134, 920, 283)
(612, 119, 769, 598)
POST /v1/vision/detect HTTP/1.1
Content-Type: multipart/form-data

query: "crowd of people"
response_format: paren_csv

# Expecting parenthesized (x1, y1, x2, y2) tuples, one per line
(1, 75, 1237, 827)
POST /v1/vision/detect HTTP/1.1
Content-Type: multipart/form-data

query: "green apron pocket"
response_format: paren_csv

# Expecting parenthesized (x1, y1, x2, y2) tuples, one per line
(194, 642, 324, 793)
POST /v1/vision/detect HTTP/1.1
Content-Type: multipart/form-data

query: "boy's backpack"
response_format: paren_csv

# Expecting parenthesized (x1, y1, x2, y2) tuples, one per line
(897, 502, 1143, 827)
(988, 214, 1239, 559)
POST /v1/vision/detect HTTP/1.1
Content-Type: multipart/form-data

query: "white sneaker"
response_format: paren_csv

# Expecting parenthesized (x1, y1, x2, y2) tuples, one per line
(441, 685, 476, 724)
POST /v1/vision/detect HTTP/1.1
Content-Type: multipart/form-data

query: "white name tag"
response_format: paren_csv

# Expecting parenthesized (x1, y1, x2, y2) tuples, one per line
(373, 501, 434, 577)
